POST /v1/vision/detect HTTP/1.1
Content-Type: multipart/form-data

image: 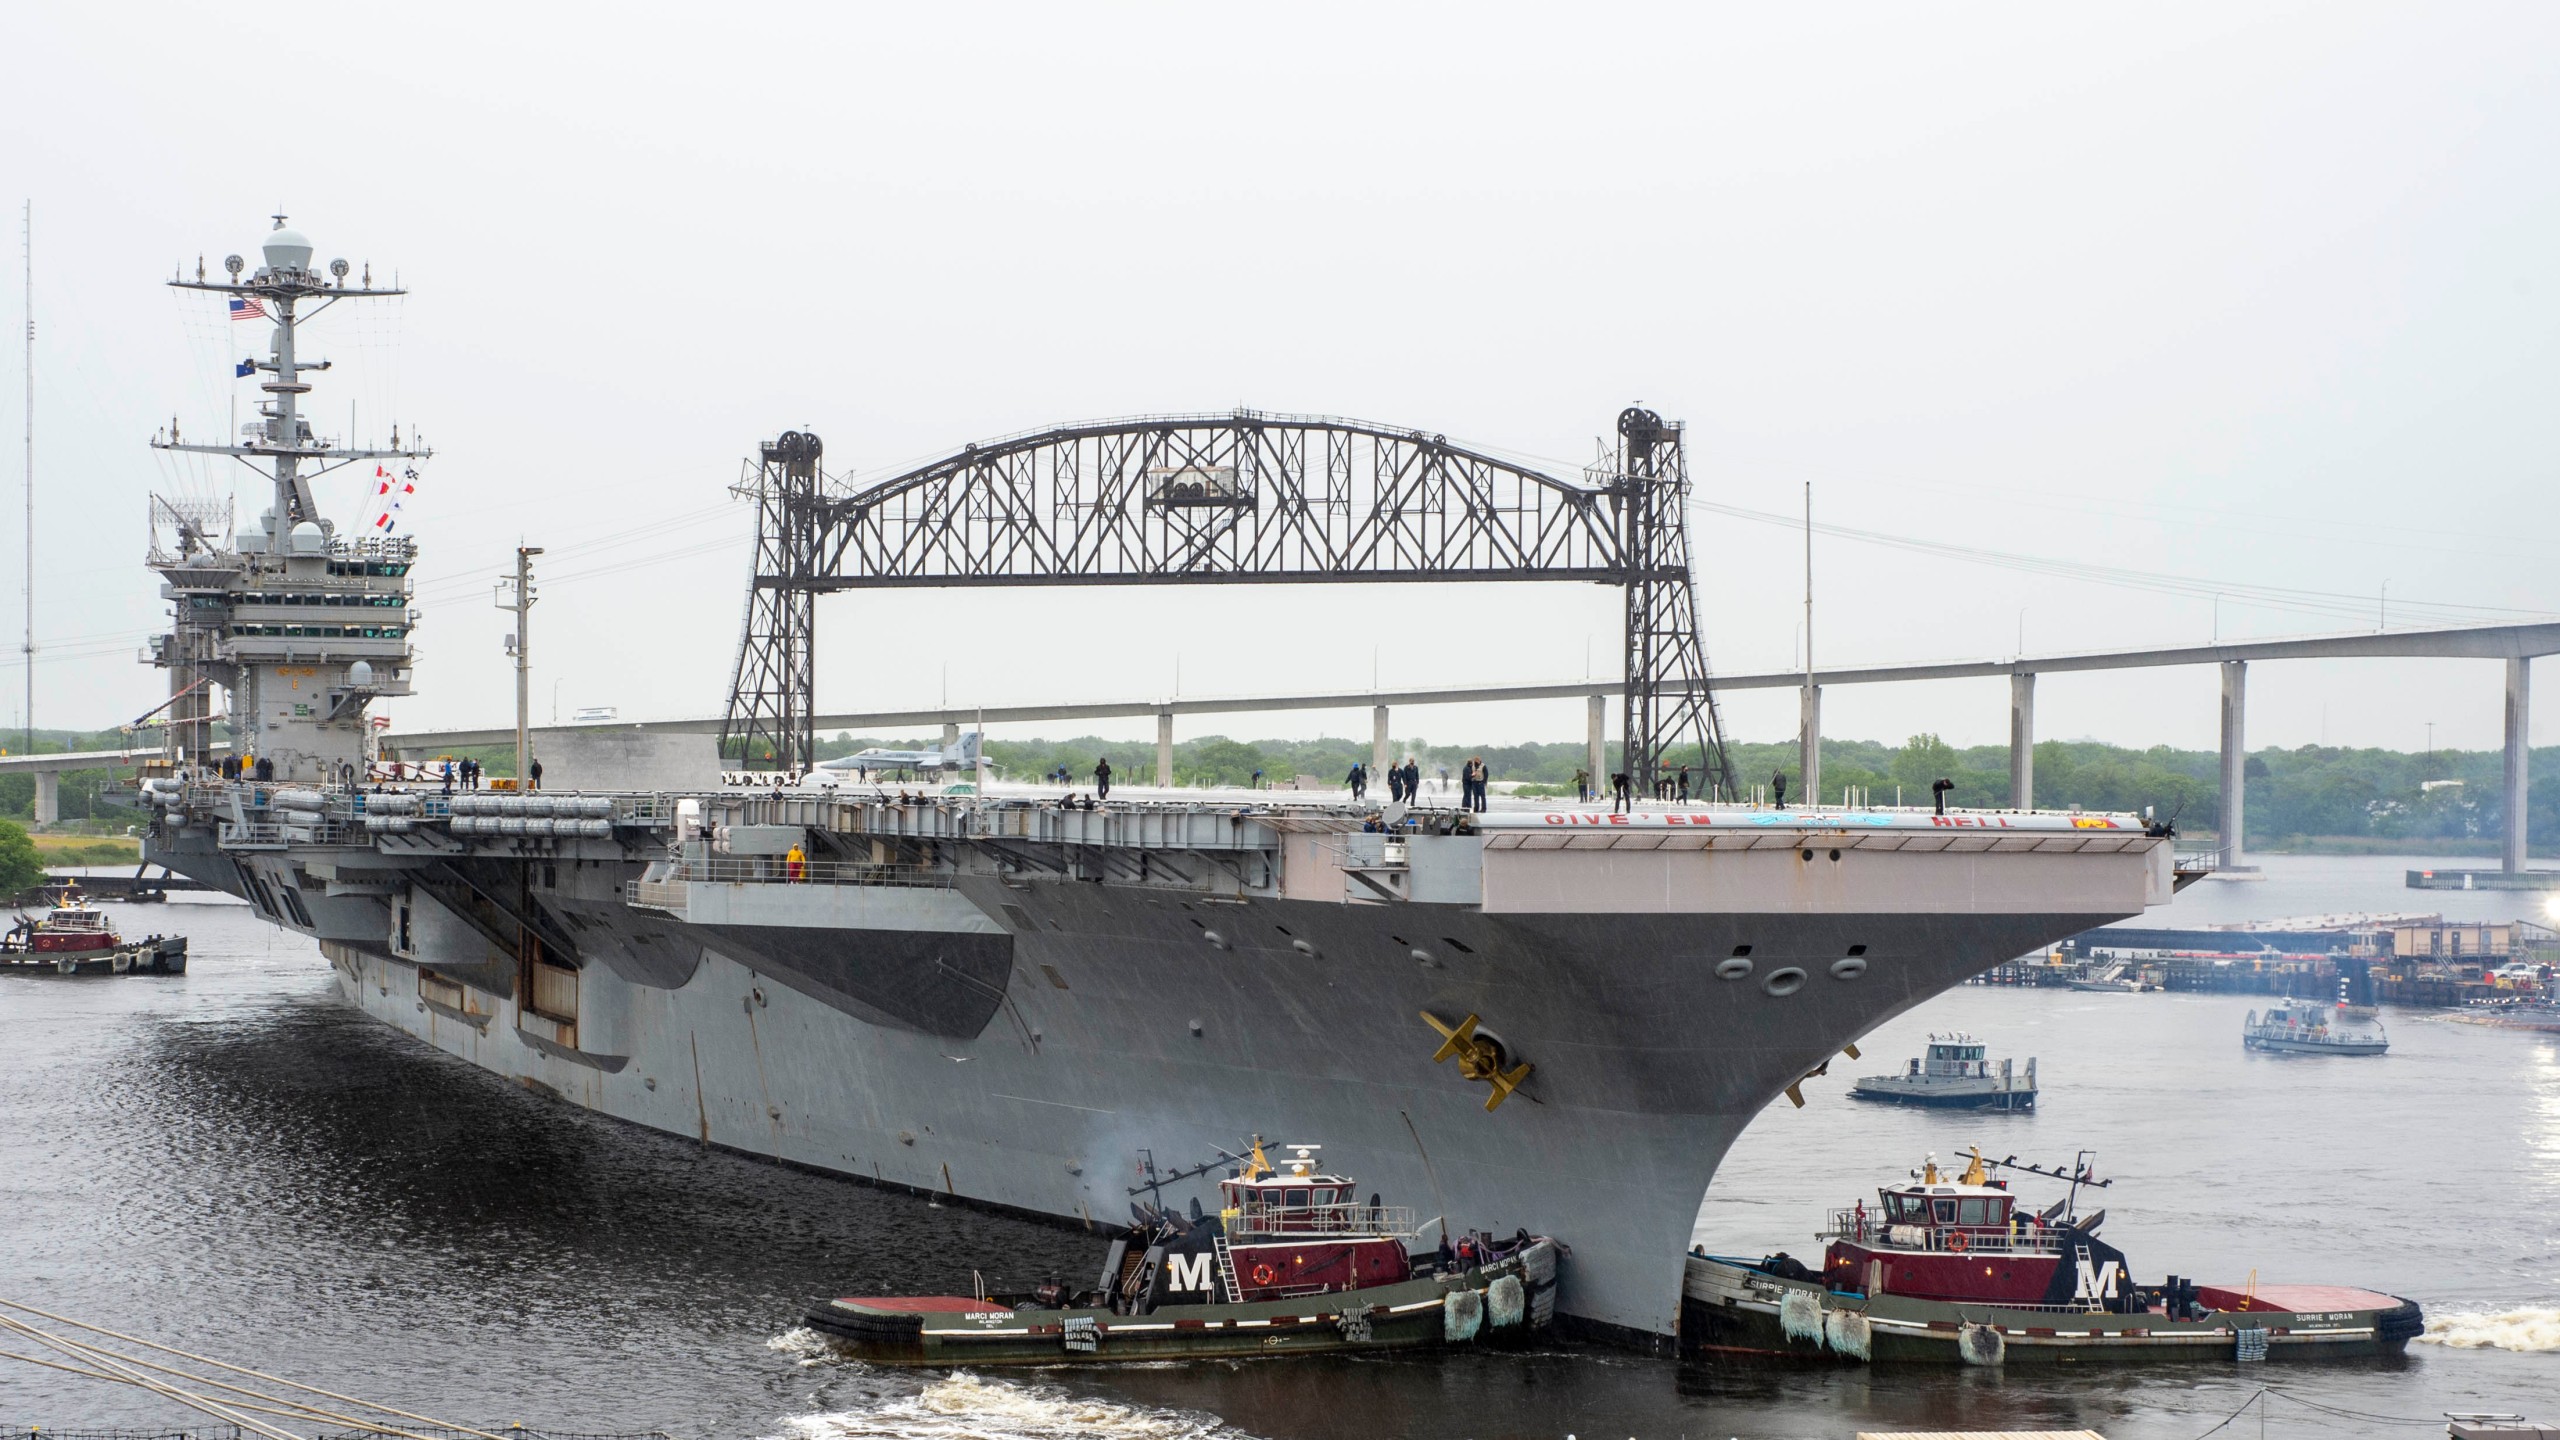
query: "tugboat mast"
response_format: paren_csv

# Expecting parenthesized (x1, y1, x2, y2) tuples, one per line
(147, 216, 430, 781)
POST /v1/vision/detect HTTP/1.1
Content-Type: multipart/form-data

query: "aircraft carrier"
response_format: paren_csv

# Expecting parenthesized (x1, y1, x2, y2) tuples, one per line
(132, 219, 2179, 1346)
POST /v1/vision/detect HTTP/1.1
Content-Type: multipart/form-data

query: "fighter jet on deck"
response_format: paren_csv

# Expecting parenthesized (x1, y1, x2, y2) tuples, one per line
(813, 731, 983, 780)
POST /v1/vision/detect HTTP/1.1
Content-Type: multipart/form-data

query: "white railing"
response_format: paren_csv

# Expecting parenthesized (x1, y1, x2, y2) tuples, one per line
(1228, 1202, 1415, 1240)
(661, 856, 953, 889)
(1825, 1210, 2069, 1256)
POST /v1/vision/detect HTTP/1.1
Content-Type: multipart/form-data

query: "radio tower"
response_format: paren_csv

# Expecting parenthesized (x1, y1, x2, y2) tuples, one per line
(20, 201, 31, 757)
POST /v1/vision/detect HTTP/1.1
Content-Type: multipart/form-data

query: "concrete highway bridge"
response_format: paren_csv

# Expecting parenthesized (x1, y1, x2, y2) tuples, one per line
(383, 619, 2560, 876)
(0, 746, 170, 826)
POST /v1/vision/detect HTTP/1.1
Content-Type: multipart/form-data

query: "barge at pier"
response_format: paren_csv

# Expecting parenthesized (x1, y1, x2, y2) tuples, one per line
(127, 215, 2182, 1345)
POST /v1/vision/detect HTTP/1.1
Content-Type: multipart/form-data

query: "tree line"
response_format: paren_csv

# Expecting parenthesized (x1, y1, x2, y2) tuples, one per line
(815, 730, 2560, 851)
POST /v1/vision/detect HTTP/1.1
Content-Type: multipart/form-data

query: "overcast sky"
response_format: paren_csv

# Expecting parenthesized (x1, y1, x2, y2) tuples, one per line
(6, 3, 2556, 757)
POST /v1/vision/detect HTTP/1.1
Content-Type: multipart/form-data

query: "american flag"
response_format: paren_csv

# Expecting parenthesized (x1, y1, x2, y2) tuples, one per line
(228, 297, 267, 322)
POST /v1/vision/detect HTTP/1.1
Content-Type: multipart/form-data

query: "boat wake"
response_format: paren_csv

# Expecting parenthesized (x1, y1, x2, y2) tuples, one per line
(767, 1332, 1251, 1440)
(2416, 1307, 2560, 1352)
(782, 1372, 1246, 1440)
(766, 1327, 841, 1367)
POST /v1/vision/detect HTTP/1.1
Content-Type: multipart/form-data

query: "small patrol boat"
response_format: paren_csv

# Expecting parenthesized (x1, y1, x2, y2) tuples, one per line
(2246, 982, 2388, 1056)
(0, 891, 187, 976)
(1850, 1032, 2037, 1110)
(805, 1138, 1560, 1364)
(1684, 1148, 2420, 1365)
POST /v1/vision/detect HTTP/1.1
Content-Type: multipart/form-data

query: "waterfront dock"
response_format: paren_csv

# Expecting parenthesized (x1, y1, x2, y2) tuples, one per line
(2410, 866, 2560, 891)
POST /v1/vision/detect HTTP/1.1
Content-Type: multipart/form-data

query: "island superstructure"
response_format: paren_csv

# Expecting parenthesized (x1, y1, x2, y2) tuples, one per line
(145, 217, 427, 783)
(136, 217, 2182, 1346)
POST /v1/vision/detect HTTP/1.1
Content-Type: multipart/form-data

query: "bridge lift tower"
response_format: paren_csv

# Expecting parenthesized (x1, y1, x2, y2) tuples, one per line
(721, 407, 1736, 798)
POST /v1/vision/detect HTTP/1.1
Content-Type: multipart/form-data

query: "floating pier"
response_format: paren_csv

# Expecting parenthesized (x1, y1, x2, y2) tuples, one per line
(2408, 867, 2560, 891)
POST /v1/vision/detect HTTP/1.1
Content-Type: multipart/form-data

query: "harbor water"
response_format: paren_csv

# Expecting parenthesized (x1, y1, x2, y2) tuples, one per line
(1, 855, 2551, 1439)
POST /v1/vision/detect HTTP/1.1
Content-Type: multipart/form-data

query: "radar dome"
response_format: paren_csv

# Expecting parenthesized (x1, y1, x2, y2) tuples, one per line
(263, 227, 314, 272)
(289, 520, 326, 555)
(349, 661, 375, 686)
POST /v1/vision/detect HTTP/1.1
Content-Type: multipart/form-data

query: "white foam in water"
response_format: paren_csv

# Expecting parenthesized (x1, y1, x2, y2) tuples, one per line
(777, 1368, 1249, 1440)
(2417, 1307, 2560, 1352)
(765, 1326, 838, 1367)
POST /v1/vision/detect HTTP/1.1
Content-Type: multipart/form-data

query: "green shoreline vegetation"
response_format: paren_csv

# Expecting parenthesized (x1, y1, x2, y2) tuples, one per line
(11, 724, 2554, 858)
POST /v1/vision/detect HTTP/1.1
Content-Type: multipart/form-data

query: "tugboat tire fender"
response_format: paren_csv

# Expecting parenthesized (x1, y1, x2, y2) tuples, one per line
(1822, 1306, 1873, 1362)
(1443, 1288, 1484, 1343)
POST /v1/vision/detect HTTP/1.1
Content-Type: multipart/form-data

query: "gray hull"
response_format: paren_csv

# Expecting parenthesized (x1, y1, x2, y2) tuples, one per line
(153, 801, 2172, 1341)
(1848, 1078, 2036, 1110)
(2244, 1033, 2388, 1056)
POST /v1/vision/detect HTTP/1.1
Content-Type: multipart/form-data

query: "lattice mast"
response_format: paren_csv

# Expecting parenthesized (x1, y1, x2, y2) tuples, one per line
(722, 430, 823, 774)
(147, 218, 429, 779)
(1613, 407, 1735, 799)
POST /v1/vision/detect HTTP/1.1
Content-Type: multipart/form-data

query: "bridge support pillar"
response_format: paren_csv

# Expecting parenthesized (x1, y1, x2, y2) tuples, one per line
(2219, 660, 2248, 871)
(32, 771, 57, 827)
(2010, 672, 2035, 810)
(1157, 709, 1175, 790)
(941, 722, 958, 749)
(1800, 684, 1822, 806)
(1587, 694, 1607, 802)
(1372, 705, 1390, 778)
(2505, 656, 2531, 875)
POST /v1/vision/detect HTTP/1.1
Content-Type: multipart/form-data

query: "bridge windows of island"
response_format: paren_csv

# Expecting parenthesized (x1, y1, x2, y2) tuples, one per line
(227, 624, 407, 640)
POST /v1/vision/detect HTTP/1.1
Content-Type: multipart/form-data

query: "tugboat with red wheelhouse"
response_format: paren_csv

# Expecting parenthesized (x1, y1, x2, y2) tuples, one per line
(1818, 1151, 2095, 1306)
(1685, 1148, 2422, 1364)
(806, 1138, 1561, 1364)
(1214, 1142, 1417, 1298)
(0, 889, 187, 976)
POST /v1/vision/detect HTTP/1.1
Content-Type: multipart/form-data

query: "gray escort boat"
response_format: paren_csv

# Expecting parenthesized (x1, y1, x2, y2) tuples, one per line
(126, 215, 2190, 1348)
(1850, 1032, 2037, 1110)
(2245, 998, 2390, 1056)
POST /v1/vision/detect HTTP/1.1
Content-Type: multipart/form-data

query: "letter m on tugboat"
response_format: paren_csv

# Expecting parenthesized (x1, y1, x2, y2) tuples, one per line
(1165, 1251, 1214, 1295)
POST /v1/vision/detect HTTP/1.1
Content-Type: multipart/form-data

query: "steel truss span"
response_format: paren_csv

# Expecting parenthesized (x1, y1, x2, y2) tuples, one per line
(721, 408, 1735, 793)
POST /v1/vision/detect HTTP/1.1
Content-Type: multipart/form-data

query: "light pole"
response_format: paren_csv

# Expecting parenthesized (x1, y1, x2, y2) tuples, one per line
(497, 546, 541, 786)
